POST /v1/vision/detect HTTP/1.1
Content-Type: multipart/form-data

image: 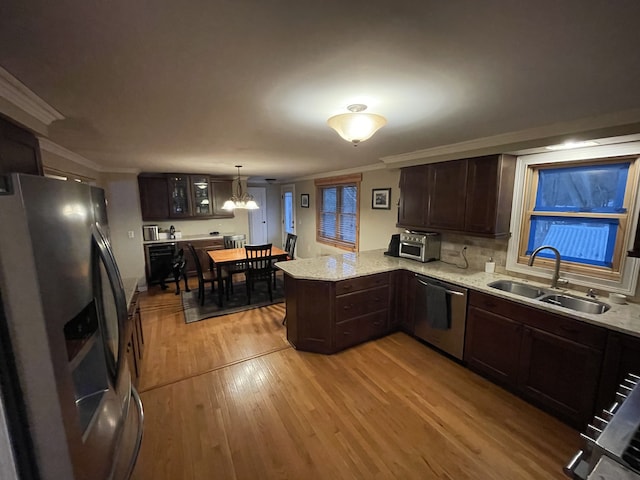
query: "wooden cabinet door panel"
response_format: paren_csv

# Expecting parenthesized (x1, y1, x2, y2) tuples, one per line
(464, 155, 499, 234)
(518, 327, 602, 428)
(211, 180, 234, 218)
(398, 165, 428, 228)
(464, 155, 516, 235)
(285, 278, 333, 354)
(138, 175, 170, 220)
(597, 332, 640, 412)
(464, 306, 522, 386)
(427, 159, 467, 230)
(399, 270, 416, 334)
(0, 116, 43, 176)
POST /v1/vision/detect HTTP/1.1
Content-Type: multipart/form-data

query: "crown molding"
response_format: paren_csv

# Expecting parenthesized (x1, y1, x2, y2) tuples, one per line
(38, 137, 139, 174)
(380, 108, 640, 167)
(292, 161, 386, 182)
(38, 137, 103, 171)
(0, 66, 64, 125)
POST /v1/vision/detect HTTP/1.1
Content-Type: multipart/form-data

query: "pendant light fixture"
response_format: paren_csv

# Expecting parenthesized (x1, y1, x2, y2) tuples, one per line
(327, 104, 387, 146)
(222, 165, 259, 210)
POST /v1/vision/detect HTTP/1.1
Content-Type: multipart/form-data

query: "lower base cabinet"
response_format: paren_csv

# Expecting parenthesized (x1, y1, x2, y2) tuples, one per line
(465, 291, 606, 429)
(127, 289, 145, 386)
(285, 272, 391, 354)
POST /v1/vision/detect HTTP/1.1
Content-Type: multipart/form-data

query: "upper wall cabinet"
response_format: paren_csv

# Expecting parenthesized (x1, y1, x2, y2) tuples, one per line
(0, 115, 43, 177)
(138, 173, 234, 221)
(397, 154, 516, 237)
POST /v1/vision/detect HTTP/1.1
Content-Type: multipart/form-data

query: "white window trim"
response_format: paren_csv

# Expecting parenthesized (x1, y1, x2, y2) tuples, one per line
(506, 141, 640, 295)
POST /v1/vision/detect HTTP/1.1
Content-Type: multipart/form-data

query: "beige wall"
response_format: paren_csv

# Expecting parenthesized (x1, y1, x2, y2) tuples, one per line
(101, 172, 147, 286)
(292, 168, 404, 258)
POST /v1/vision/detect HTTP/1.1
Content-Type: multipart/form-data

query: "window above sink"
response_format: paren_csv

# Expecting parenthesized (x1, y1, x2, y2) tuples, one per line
(506, 140, 640, 296)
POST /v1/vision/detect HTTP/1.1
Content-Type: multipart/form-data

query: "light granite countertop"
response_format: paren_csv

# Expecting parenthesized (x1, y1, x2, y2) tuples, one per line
(276, 249, 640, 338)
(142, 234, 224, 245)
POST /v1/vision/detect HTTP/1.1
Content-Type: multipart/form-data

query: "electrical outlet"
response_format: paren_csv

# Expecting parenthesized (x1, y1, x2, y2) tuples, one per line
(127, 230, 135, 239)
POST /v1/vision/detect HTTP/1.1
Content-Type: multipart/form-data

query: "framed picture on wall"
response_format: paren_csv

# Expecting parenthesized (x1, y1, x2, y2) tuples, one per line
(372, 188, 391, 209)
(301, 193, 309, 208)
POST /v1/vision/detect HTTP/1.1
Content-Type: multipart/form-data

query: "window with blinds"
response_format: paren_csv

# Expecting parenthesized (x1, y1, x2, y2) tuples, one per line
(315, 174, 361, 251)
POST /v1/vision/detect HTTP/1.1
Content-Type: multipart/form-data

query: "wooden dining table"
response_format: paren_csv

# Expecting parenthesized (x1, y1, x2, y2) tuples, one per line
(207, 246, 289, 307)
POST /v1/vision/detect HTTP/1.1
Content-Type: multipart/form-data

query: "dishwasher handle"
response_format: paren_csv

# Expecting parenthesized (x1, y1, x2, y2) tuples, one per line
(416, 278, 464, 296)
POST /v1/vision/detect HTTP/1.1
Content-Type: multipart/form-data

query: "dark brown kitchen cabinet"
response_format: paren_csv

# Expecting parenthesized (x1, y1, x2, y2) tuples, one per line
(285, 272, 391, 354)
(427, 159, 467, 231)
(465, 305, 522, 386)
(398, 164, 429, 227)
(126, 287, 144, 387)
(191, 176, 212, 216)
(465, 290, 607, 428)
(138, 172, 234, 220)
(596, 332, 640, 411)
(397, 270, 417, 334)
(210, 179, 234, 218)
(397, 154, 516, 237)
(464, 155, 516, 236)
(138, 174, 170, 220)
(168, 175, 191, 217)
(629, 209, 640, 257)
(0, 115, 43, 177)
(518, 326, 602, 428)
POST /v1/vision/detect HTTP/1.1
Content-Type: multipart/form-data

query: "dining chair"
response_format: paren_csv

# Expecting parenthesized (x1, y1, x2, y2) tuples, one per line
(273, 233, 297, 287)
(245, 243, 273, 305)
(223, 234, 247, 292)
(187, 243, 228, 306)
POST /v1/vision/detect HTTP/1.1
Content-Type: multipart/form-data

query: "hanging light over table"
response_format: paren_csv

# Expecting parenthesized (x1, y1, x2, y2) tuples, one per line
(327, 104, 387, 146)
(222, 165, 259, 210)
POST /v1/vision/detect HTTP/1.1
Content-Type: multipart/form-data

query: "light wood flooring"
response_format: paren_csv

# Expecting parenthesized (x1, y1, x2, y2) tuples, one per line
(131, 282, 581, 479)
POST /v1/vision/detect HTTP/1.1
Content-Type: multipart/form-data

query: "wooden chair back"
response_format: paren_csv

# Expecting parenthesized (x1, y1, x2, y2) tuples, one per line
(284, 233, 297, 260)
(224, 234, 246, 249)
(245, 243, 273, 279)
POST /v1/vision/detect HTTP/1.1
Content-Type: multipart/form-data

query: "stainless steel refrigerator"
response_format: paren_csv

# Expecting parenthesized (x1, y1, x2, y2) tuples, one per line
(0, 173, 143, 479)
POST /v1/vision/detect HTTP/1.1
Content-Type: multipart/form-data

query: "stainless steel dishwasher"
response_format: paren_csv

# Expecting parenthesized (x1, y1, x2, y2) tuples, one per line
(413, 274, 468, 360)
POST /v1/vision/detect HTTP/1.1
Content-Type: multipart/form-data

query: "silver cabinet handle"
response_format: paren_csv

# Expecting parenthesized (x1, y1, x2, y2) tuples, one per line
(416, 278, 464, 296)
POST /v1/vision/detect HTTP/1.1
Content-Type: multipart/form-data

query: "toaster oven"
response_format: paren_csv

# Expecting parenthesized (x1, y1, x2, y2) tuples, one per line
(399, 232, 441, 263)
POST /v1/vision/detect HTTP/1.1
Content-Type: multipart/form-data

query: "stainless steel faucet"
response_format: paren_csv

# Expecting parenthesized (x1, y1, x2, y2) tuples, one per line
(528, 245, 564, 289)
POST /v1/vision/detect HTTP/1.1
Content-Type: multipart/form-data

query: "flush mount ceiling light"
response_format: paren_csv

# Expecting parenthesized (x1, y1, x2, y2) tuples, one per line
(327, 104, 387, 146)
(222, 165, 259, 211)
(545, 140, 599, 151)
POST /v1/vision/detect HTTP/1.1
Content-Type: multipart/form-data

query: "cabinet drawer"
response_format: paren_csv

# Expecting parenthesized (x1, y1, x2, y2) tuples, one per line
(469, 290, 606, 349)
(335, 286, 389, 322)
(361, 310, 389, 341)
(336, 272, 389, 296)
(334, 318, 361, 352)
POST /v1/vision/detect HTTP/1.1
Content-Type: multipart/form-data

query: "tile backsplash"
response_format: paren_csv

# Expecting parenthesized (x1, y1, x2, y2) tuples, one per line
(440, 233, 509, 272)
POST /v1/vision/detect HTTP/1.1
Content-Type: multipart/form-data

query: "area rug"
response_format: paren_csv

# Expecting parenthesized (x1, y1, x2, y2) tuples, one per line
(182, 277, 285, 323)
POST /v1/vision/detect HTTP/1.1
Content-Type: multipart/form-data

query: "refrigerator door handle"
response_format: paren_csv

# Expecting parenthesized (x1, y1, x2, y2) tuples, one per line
(124, 386, 145, 479)
(92, 224, 128, 367)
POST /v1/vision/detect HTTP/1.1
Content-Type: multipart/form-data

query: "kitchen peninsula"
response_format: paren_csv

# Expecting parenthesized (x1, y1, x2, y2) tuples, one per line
(278, 250, 640, 428)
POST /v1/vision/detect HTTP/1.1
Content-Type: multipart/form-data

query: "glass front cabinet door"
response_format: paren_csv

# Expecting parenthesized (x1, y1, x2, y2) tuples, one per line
(190, 176, 212, 216)
(168, 176, 191, 217)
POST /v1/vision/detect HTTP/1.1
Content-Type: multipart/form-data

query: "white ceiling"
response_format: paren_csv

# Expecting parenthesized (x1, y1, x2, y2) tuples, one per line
(1, 1, 640, 181)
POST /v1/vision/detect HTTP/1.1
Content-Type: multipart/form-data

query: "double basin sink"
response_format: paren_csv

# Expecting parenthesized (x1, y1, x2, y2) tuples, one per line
(488, 280, 610, 315)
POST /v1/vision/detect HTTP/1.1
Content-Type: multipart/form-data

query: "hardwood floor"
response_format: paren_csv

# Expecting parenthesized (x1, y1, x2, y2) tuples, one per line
(132, 283, 580, 480)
